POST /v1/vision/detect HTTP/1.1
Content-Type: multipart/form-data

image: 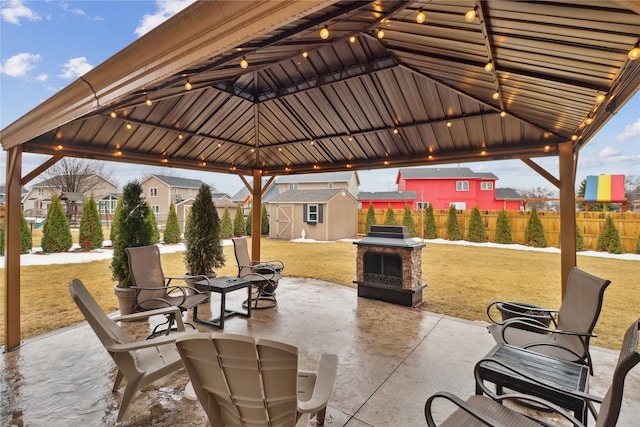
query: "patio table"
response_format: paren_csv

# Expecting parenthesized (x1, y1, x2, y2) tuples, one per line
(192, 277, 251, 329)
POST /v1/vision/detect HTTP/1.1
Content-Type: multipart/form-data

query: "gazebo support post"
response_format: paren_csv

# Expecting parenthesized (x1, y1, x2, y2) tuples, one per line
(251, 169, 263, 263)
(559, 141, 577, 298)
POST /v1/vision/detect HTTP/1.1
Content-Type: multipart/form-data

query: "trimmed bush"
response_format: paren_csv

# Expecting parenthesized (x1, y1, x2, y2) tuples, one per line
(524, 205, 546, 248)
(401, 205, 416, 237)
(220, 206, 233, 238)
(596, 216, 622, 254)
(0, 211, 32, 255)
(424, 203, 437, 239)
(384, 206, 397, 225)
(233, 203, 245, 236)
(184, 184, 224, 276)
(79, 194, 104, 250)
(146, 204, 160, 244)
(446, 205, 462, 241)
(467, 206, 486, 243)
(576, 223, 584, 252)
(494, 209, 512, 244)
(245, 206, 253, 236)
(42, 195, 73, 253)
(163, 203, 181, 244)
(365, 202, 376, 234)
(109, 197, 122, 244)
(635, 233, 640, 254)
(261, 205, 269, 235)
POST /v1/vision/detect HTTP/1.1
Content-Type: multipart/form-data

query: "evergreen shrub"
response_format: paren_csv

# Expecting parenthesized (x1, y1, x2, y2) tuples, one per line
(261, 205, 270, 235)
(494, 209, 512, 244)
(42, 195, 73, 253)
(596, 216, 622, 254)
(79, 194, 104, 250)
(384, 206, 397, 225)
(184, 184, 224, 276)
(524, 206, 546, 248)
(401, 205, 416, 237)
(220, 206, 233, 238)
(424, 203, 437, 239)
(365, 202, 376, 234)
(467, 206, 486, 243)
(233, 203, 245, 236)
(446, 205, 462, 240)
(163, 203, 181, 243)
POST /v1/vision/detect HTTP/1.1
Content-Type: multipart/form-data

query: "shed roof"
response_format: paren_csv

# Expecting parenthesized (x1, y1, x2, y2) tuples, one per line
(495, 188, 523, 200)
(144, 174, 207, 189)
(2, 1, 638, 178)
(276, 171, 358, 184)
(358, 191, 417, 201)
(269, 188, 351, 203)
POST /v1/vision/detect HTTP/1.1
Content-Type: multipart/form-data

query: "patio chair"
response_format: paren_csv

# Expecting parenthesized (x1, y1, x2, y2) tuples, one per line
(425, 318, 640, 427)
(126, 245, 209, 337)
(232, 237, 284, 309)
(175, 332, 338, 426)
(69, 279, 188, 424)
(486, 267, 610, 374)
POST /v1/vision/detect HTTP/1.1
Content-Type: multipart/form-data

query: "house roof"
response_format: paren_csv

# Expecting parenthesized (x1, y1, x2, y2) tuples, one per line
(2, 1, 638, 180)
(31, 174, 116, 188)
(276, 171, 359, 185)
(398, 167, 498, 181)
(231, 178, 279, 202)
(495, 188, 523, 200)
(269, 188, 352, 203)
(358, 191, 417, 201)
(144, 174, 207, 189)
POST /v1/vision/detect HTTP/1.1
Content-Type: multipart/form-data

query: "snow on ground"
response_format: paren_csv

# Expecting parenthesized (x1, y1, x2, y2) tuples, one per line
(0, 237, 638, 268)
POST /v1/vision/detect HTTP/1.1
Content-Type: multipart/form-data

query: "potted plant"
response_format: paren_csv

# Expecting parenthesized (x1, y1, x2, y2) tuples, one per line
(184, 184, 225, 284)
(110, 181, 154, 315)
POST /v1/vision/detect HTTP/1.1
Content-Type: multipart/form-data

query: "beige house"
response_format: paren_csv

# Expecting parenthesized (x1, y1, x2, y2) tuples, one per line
(268, 188, 358, 241)
(21, 175, 118, 218)
(175, 193, 233, 233)
(274, 171, 359, 197)
(140, 175, 208, 223)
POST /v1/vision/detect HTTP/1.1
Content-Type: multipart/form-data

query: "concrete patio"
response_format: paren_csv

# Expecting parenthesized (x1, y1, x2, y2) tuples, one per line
(1, 277, 638, 426)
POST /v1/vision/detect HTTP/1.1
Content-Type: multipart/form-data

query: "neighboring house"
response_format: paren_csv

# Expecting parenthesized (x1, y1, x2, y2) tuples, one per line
(140, 175, 208, 223)
(396, 167, 522, 211)
(275, 171, 359, 197)
(0, 185, 28, 205)
(358, 191, 417, 209)
(268, 188, 358, 241)
(21, 175, 118, 218)
(175, 193, 234, 233)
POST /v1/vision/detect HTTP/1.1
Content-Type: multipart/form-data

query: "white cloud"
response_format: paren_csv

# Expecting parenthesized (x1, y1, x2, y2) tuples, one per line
(59, 57, 93, 79)
(616, 118, 640, 141)
(0, 52, 41, 77)
(1, 0, 40, 24)
(600, 146, 621, 157)
(134, 0, 195, 37)
(35, 73, 47, 81)
(60, 2, 85, 16)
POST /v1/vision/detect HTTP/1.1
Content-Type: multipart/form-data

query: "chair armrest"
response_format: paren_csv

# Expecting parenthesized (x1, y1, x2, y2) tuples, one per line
(106, 333, 187, 352)
(297, 353, 338, 413)
(486, 300, 557, 326)
(112, 306, 186, 330)
(424, 392, 502, 427)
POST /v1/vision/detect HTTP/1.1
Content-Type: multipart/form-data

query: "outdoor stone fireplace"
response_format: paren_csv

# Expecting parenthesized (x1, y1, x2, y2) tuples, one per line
(354, 225, 426, 307)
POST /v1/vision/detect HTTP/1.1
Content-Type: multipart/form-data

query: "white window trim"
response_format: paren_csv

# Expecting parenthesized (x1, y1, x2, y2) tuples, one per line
(456, 181, 469, 191)
(450, 202, 466, 210)
(151, 205, 160, 214)
(307, 204, 318, 223)
(481, 182, 493, 190)
(417, 201, 429, 209)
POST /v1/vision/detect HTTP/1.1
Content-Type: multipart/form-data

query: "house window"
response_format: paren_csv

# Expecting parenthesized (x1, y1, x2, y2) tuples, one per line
(151, 205, 160, 214)
(188, 188, 193, 195)
(456, 181, 469, 191)
(289, 183, 299, 190)
(303, 204, 323, 224)
(417, 201, 429, 209)
(481, 182, 493, 190)
(328, 182, 333, 189)
(149, 187, 158, 197)
(450, 202, 466, 210)
(38, 188, 44, 196)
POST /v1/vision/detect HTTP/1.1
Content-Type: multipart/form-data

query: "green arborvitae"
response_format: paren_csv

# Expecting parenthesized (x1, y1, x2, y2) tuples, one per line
(467, 206, 486, 243)
(424, 203, 437, 239)
(576, 223, 584, 252)
(245, 206, 253, 236)
(401, 205, 416, 237)
(0, 215, 29, 255)
(111, 181, 153, 287)
(41, 195, 73, 253)
(146, 204, 160, 244)
(494, 209, 513, 244)
(163, 203, 181, 243)
(635, 233, 640, 254)
(524, 205, 547, 248)
(261, 204, 270, 235)
(184, 184, 224, 276)
(233, 203, 246, 236)
(365, 202, 377, 234)
(384, 205, 397, 225)
(79, 194, 104, 250)
(596, 216, 623, 254)
(109, 197, 122, 245)
(446, 205, 462, 240)
(220, 205, 233, 238)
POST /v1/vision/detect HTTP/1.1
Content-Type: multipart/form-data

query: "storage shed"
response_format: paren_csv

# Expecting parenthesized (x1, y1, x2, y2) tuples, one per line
(269, 189, 358, 241)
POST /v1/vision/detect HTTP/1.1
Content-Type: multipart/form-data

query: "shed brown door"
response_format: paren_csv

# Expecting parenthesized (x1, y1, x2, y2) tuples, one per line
(275, 204, 293, 239)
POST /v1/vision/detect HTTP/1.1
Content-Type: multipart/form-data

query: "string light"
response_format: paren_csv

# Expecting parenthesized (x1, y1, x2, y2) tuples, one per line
(465, 8, 477, 22)
(240, 57, 248, 69)
(178, 133, 183, 140)
(109, 111, 117, 119)
(484, 62, 494, 72)
(302, 51, 309, 58)
(126, 123, 132, 130)
(446, 121, 452, 128)
(349, 34, 357, 43)
(492, 91, 500, 100)
(145, 98, 152, 106)
(628, 43, 640, 60)
(377, 29, 385, 39)
(500, 111, 507, 118)
(320, 26, 329, 40)
(184, 80, 192, 90)
(393, 128, 399, 134)
(416, 9, 426, 24)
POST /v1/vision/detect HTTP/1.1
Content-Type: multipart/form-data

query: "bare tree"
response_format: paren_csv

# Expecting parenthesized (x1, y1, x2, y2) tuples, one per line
(518, 186, 558, 210)
(43, 158, 113, 193)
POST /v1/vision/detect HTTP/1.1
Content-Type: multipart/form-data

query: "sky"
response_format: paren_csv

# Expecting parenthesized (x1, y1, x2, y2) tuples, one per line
(1, 0, 639, 197)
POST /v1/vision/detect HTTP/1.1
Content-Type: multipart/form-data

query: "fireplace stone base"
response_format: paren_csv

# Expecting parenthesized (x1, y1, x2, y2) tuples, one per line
(355, 281, 427, 307)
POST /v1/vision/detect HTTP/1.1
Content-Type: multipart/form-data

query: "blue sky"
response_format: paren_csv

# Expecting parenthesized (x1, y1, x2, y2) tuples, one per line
(1, 0, 639, 196)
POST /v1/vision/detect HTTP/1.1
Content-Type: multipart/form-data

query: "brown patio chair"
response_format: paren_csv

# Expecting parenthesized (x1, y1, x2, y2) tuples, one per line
(232, 236, 284, 309)
(175, 332, 338, 426)
(486, 267, 610, 374)
(69, 279, 189, 424)
(126, 245, 209, 337)
(425, 318, 640, 426)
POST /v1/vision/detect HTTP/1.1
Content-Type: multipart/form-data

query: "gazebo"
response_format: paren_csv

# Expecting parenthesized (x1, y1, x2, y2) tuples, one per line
(2, 1, 639, 350)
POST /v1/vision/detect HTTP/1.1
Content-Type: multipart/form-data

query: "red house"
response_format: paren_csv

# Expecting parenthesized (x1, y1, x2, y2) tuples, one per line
(396, 167, 522, 211)
(358, 191, 417, 209)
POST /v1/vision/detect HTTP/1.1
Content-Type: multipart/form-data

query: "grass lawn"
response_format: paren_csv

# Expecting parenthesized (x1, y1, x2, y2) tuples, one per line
(1, 238, 637, 350)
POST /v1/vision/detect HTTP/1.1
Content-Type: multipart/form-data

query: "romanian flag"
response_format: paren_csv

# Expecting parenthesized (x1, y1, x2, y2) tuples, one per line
(584, 174, 626, 202)
(243, 195, 252, 204)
